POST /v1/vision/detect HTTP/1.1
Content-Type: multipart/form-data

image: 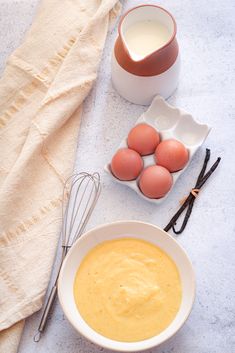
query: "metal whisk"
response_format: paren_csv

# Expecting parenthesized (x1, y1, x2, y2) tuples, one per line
(34, 172, 101, 342)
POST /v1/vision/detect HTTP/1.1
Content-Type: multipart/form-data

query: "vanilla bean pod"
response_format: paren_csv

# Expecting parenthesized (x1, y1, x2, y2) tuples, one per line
(164, 149, 221, 234)
(164, 149, 210, 232)
(171, 149, 212, 234)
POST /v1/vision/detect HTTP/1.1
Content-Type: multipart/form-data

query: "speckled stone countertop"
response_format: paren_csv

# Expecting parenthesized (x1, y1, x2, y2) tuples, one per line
(1, 1, 235, 352)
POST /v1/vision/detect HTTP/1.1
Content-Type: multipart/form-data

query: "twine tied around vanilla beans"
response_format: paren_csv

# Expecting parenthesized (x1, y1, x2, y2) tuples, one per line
(180, 188, 200, 205)
(164, 149, 221, 235)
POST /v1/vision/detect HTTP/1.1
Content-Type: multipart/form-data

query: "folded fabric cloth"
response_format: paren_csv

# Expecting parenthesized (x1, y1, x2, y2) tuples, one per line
(0, 0, 120, 351)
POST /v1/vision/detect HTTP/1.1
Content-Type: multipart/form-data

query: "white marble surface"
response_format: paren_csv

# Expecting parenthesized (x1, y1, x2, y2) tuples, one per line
(1, 1, 235, 352)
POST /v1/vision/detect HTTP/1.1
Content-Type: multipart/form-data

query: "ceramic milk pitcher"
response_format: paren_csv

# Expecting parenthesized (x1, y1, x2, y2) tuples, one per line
(111, 5, 180, 105)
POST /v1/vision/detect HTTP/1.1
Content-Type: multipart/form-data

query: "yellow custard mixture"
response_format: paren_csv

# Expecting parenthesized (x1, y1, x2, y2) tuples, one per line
(74, 238, 182, 342)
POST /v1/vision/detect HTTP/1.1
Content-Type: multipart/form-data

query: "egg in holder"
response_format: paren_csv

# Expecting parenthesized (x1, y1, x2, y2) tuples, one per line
(105, 96, 210, 204)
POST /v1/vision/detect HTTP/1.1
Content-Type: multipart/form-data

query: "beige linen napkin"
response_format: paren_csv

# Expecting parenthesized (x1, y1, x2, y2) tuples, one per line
(0, 0, 120, 351)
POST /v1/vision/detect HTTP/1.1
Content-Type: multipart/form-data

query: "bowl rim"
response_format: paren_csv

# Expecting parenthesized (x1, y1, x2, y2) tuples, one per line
(58, 220, 196, 351)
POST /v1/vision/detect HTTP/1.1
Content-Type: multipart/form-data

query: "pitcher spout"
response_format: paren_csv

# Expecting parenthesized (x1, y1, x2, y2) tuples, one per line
(114, 4, 178, 77)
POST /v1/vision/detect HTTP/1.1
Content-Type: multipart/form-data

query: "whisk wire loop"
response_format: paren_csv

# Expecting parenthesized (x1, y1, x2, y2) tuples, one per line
(34, 172, 101, 342)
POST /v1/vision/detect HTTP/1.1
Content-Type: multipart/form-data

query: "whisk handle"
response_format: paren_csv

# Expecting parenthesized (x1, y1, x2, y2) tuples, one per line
(34, 284, 57, 342)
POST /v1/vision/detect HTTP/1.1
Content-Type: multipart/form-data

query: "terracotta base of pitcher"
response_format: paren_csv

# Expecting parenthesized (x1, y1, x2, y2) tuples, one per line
(111, 53, 180, 105)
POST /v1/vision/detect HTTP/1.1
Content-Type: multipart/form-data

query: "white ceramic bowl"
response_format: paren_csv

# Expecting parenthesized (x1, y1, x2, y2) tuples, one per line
(58, 221, 195, 351)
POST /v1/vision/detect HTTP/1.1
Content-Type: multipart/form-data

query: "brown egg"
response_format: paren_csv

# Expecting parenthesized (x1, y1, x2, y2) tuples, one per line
(155, 139, 189, 172)
(127, 123, 160, 156)
(111, 148, 143, 181)
(139, 165, 173, 199)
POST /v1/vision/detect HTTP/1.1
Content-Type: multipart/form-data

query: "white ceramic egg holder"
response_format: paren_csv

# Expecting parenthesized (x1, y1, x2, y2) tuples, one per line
(105, 96, 211, 204)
